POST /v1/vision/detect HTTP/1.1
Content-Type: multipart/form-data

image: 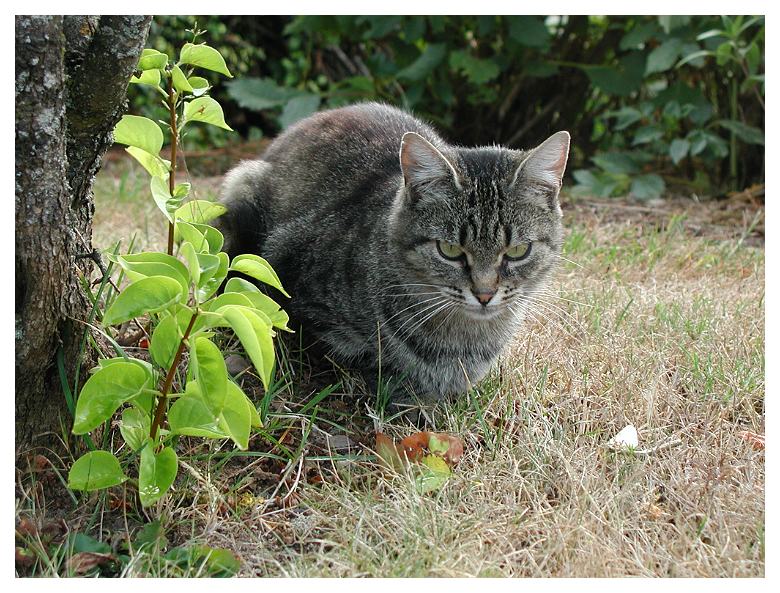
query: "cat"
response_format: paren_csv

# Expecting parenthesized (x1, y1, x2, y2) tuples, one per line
(217, 102, 569, 401)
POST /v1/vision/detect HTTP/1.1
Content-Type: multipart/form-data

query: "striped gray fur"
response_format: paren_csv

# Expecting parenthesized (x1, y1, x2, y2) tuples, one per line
(217, 102, 570, 400)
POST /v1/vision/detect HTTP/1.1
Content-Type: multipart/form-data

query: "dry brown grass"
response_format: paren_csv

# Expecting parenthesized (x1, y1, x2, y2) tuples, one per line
(16, 158, 764, 577)
(188, 206, 763, 577)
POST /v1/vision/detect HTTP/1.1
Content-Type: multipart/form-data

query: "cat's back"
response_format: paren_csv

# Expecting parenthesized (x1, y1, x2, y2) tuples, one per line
(262, 102, 442, 217)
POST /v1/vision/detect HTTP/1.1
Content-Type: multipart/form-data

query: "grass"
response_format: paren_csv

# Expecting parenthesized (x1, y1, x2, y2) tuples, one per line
(15, 156, 764, 577)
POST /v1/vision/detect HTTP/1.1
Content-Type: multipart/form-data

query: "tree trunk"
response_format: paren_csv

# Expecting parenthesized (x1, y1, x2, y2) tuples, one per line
(15, 15, 151, 455)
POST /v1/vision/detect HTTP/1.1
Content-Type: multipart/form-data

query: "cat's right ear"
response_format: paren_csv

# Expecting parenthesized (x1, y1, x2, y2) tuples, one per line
(399, 132, 461, 193)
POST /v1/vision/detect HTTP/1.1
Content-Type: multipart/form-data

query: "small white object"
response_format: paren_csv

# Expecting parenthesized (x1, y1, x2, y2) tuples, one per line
(607, 424, 639, 451)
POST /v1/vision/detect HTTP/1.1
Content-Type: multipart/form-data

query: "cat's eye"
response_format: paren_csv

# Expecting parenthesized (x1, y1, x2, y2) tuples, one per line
(437, 240, 465, 260)
(505, 242, 531, 261)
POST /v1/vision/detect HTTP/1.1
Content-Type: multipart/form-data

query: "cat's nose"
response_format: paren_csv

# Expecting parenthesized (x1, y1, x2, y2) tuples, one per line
(473, 289, 496, 306)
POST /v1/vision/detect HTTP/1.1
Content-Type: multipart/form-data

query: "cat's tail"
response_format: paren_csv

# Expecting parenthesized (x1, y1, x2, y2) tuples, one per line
(216, 160, 272, 260)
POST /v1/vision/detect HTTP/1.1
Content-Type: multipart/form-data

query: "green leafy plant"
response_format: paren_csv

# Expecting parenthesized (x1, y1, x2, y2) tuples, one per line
(199, 15, 762, 200)
(572, 15, 764, 199)
(67, 28, 291, 511)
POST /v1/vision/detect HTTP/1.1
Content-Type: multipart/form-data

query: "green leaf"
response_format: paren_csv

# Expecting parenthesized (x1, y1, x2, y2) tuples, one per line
(592, 152, 641, 175)
(173, 182, 191, 200)
(218, 381, 252, 450)
(572, 169, 620, 198)
(226, 77, 299, 111)
(69, 451, 128, 491)
(219, 306, 275, 390)
(111, 251, 190, 297)
(171, 64, 194, 93)
(696, 29, 726, 42)
(174, 200, 227, 225)
(150, 176, 185, 223)
(150, 312, 181, 369)
(224, 278, 290, 331)
(605, 107, 642, 131)
(428, 434, 449, 456)
(73, 361, 149, 434)
(619, 22, 659, 50)
(183, 96, 233, 131)
(716, 120, 764, 145)
(102, 276, 184, 326)
(586, 52, 646, 97)
(195, 252, 221, 289)
(139, 445, 178, 507)
(630, 174, 666, 200)
(279, 95, 321, 129)
(192, 337, 228, 413)
(687, 130, 708, 156)
(669, 138, 690, 165)
(180, 241, 201, 286)
(169, 387, 226, 438)
(645, 38, 683, 74)
(120, 407, 151, 452)
(449, 50, 500, 84)
(415, 455, 451, 494)
(191, 223, 224, 255)
(715, 41, 734, 66)
(632, 125, 664, 146)
(114, 115, 164, 156)
(138, 48, 169, 71)
(206, 292, 255, 312)
(658, 15, 690, 33)
(179, 42, 233, 77)
(165, 545, 240, 577)
(188, 76, 210, 97)
(67, 532, 112, 554)
(396, 43, 446, 81)
(675, 49, 713, 69)
(175, 221, 209, 252)
(506, 16, 551, 48)
(229, 254, 289, 297)
(130, 69, 161, 87)
(125, 146, 171, 177)
(198, 252, 229, 301)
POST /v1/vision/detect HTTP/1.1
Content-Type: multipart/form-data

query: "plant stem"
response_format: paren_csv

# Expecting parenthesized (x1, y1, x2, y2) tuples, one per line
(150, 311, 198, 441)
(166, 74, 178, 256)
(729, 73, 739, 191)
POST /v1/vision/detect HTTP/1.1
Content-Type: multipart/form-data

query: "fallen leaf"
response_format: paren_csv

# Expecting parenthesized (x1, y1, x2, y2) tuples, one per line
(67, 551, 116, 574)
(607, 424, 639, 451)
(375, 432, 403, 471)
(646, 503, 669, 521)
(415, 455, 451, 493)
(398, 431, 430, 462)
(737, 430, 765, 451)
(15, 517, 37, 539)
(429, 433, 464, 465)
(15, 547, 35, 567)
(32, 454, 50, 471)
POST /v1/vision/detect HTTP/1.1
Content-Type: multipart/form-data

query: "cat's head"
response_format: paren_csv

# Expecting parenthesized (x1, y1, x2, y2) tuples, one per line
(389, 131, 569, 321)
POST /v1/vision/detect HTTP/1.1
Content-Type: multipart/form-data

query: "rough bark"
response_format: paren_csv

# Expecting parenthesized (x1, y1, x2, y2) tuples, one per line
(15, 15, 151, 454)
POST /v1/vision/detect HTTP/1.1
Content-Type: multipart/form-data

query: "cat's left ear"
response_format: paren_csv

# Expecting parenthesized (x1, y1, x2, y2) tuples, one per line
(511, 131, 570, 213)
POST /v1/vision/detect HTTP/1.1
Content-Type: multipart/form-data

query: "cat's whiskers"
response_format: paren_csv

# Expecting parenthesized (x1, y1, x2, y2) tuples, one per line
(514, 296, 586, 346)
(550, 253, 584, 268)
(529, 286, 592, 308)
(397, 299, 455, 343)
(371, 294, 445, 338)
(387, 296, 448, 342)
(523, 300, 587, 343)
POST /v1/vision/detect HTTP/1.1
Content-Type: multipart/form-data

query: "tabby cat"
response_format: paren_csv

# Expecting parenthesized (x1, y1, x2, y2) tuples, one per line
(217, 102, 569, 400)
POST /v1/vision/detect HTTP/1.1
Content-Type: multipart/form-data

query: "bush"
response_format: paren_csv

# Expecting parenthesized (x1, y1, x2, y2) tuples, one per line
(150, 15, 764, 199)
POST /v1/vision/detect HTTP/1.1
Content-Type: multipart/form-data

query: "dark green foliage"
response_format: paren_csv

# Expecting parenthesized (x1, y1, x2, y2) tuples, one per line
(149, 15, 764, 199)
